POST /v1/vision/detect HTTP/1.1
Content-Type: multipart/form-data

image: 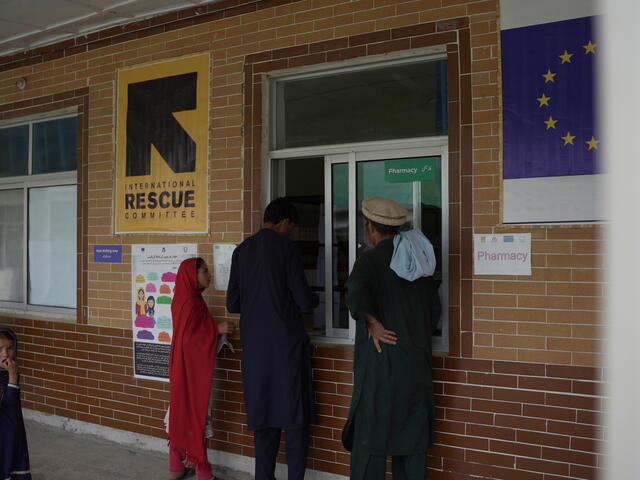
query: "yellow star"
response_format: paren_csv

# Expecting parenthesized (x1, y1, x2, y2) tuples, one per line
(542, 69, 557, 83)
(583, 41, 596, 54)
(559, 50, 574, 64)
(585, 136, 599, 150)
(544, 116, 558, 130)
(536, 93, 551, 107)
(561, 131, 576, 145)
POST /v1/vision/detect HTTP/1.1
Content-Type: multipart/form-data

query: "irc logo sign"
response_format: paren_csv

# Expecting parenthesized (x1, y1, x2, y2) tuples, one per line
(115, 54, 209, 233)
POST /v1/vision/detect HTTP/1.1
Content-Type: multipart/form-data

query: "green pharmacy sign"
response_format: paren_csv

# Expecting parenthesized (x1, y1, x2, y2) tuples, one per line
(384, 157, 438, 183)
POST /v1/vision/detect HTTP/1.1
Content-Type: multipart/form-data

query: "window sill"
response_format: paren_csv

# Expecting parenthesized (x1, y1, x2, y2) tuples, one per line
(309, 334, 450, 355)
(309, 335, 354, 346)
(0, 307, 76, 324)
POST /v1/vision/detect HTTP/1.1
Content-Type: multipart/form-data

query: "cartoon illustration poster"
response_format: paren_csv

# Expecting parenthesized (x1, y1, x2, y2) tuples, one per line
(132, 243, 196, 381)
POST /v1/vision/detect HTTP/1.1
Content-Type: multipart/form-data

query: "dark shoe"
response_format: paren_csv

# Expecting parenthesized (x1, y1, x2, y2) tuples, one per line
(169, 467, 195, 480)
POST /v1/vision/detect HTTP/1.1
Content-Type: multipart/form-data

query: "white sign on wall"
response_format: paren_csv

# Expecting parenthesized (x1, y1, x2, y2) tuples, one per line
(473, 233, 531, 276)
(213, 243, 236, 291)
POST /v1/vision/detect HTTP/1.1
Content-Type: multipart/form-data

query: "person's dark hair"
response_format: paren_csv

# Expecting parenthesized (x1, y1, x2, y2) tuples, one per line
(0, 329, 16, 353)
(0, 330, 13, 343)
(146, 296, 155, 304)
(263, 197, 299, 225)
(196, 257, 205, 271)
(366, 218, 400, 236)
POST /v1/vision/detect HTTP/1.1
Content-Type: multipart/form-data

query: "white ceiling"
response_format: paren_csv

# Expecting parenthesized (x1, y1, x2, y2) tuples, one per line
(0, 0, 223, 58)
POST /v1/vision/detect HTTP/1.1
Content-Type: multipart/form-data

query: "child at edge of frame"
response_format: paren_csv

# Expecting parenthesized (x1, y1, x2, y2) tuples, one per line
(0, 327, 32, 480)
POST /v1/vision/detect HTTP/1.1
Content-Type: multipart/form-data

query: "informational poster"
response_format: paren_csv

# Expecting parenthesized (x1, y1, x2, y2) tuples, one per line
(473, 233, 531, 276)
(115, 54, 210, 233)
(213, 244, 236, 291)
(132, 244, 196, 381)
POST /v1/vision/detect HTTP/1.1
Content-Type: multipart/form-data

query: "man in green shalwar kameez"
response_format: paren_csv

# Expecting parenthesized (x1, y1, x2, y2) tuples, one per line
(342, 196, 440, 480)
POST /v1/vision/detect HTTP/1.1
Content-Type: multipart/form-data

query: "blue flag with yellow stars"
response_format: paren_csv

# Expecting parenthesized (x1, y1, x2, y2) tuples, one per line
(502, 16, 598, 179)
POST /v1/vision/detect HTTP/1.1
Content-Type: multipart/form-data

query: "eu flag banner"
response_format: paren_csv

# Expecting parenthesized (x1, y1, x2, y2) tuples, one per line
(503, 16, 597, 179)
(500, 10, 604, 224)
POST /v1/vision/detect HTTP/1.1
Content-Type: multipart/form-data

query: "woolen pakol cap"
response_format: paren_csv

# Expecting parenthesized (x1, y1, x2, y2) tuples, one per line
(361, 196, 409, 226)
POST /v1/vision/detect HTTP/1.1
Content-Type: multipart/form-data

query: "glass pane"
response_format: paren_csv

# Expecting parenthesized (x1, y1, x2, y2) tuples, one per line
(356, 157, 443, 337)
(356, 160, 413, 256)
(418, 159, 443, 337)
(276, 158, 326, 335)
(331, 163, 349, 330)
(0, 189, 24, 302)
(276, 60, 447, 149)
(32, 117, 77, 174)
(0, 125, 29, 177)
(28, 185, 77, 308)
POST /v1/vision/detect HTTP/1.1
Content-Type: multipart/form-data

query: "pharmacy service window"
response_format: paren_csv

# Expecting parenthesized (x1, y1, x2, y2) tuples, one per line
(265, 54, 449, 352)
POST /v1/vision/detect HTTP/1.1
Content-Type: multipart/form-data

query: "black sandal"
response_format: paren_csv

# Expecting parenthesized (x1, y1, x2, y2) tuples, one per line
(169, 467, 195, 480)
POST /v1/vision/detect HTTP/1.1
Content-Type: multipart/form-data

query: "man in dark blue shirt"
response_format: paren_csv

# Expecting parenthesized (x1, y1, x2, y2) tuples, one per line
(227, 197, 319, 480)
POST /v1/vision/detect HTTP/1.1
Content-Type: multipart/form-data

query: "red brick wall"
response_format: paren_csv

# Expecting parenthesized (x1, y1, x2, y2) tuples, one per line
(0, 0, 604, 478)
(0, 317, 603, 478)
(431, 358, 603, 479)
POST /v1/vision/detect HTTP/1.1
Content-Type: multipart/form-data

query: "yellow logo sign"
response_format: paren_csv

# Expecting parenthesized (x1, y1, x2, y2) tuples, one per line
(115, 54, 209, 233)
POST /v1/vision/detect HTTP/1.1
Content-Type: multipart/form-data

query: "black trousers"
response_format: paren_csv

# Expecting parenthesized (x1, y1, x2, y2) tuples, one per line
(351, 448, 426, 480)
(254, 427, 309, 480)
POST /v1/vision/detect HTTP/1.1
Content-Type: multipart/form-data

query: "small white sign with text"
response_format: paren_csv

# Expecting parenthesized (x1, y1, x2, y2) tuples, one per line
(213, 243, 236, 291)
(473, 233, 531, 276)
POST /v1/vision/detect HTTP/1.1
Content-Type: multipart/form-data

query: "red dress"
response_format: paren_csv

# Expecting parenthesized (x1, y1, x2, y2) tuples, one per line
(168, 258, 218, 471)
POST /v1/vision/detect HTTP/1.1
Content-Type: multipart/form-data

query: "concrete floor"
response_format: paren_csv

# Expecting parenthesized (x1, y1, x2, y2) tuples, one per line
(25, 419, 250, 480)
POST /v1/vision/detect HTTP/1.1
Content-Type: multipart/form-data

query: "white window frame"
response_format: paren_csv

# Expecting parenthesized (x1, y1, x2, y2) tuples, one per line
(0, 111, 78, 315)
(264, 46, 448, 153)
(263, 52, 450, 352)
(267, 140, 449, 352)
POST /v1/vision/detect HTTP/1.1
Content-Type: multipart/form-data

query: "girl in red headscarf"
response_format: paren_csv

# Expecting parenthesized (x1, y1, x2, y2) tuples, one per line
(168, 257, 233, 480)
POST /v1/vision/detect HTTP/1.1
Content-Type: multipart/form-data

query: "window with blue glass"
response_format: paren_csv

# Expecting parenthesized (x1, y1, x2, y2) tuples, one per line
(32, 117, 77, 174)
(0, 115, 77, 311)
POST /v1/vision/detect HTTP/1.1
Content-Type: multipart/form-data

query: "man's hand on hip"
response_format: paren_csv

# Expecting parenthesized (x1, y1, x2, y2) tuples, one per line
(364, 313, 397, 353)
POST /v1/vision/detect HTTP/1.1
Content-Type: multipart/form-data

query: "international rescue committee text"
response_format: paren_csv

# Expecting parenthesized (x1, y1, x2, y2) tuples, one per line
(123, 180, 196, 220)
